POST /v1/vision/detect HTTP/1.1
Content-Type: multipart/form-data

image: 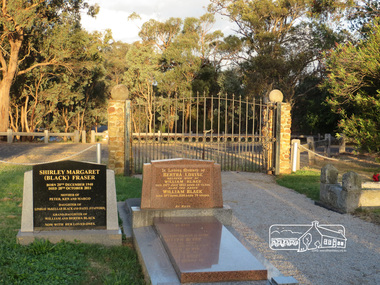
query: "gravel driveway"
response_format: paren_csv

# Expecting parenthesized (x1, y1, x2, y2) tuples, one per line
(222, 172, 379, 285)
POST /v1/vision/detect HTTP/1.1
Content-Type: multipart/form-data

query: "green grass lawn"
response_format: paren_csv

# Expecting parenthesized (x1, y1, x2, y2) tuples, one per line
(276, 168, 380, 224)
(276, 169, 321, 201)
(0, 164, 145, 285)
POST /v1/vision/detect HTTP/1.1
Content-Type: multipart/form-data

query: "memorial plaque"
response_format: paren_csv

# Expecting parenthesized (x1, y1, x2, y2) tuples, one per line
(33, 161, 106, 230)
(141, 159, 223, 209)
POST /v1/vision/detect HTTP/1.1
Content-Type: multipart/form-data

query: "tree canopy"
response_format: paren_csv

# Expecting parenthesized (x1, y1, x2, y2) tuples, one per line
(207, 0, 353, 102)
(0, 0, 98, 132)
(1, 0, 379, 153)
(323, 18, 380, 152)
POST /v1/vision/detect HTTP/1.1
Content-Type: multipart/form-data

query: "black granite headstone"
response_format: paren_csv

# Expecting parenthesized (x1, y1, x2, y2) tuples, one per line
(33, 161, 106, 230)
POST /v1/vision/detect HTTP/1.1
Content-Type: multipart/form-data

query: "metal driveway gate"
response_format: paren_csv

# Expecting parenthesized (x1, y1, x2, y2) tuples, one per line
(129, 93, 280, 174)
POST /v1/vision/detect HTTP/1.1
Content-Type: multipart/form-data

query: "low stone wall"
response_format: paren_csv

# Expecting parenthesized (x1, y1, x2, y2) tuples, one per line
(319, 164, 380, 213)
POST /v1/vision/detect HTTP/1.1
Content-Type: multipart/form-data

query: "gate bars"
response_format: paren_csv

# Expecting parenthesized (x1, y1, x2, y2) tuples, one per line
(129, 93, 278, 174)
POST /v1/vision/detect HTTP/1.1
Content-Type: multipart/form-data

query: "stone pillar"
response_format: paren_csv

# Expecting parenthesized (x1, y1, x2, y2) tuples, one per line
(279, 103, 291, 174)
(264, 90, 291, 174)
(108, 85, 130, 175)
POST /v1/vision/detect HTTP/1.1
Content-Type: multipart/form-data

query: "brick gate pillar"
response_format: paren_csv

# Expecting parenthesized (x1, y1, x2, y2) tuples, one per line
(266, 90, 291, 175)
(108, 85, 131, 175)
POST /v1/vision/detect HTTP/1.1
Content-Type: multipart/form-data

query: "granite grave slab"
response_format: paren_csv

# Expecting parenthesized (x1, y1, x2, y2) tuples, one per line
(154, 216, 268, 283)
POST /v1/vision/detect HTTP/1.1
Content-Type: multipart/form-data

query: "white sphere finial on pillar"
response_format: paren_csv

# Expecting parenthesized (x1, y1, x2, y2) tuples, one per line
(269, 89, 283, 103)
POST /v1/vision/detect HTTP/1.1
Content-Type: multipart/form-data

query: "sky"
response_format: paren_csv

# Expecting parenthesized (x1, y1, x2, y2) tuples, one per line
(80, 0, 234, 43)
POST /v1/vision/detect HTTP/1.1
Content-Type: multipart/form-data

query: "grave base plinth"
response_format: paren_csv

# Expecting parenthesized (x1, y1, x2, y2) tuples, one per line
(17, 229, 122, 246)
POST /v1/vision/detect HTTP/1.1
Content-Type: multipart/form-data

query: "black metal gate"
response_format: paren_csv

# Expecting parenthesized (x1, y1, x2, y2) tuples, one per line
(130, 93, 280, 173)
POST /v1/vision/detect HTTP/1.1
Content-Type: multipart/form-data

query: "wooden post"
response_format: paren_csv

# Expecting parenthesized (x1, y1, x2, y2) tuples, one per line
(307, 136, 315, 164)
(339, 133, 346, 153)
(291, 139, 300, 172)
(44, 130, 49, 143)
(81, 130, 86, 143)
(7, 129, 13, 143)
(74, 130, 80, 143)
(325, 133, 331, 156)
(91, 130, 96, 143)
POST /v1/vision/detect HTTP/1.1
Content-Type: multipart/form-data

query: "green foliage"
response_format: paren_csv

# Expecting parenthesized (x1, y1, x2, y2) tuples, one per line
(208, 0, 353, 102)
(103, 40, 130, 87)
(0, 239, 88, 285)
(323, 18, 380, 153)
(292, 76, 340, 134)
(10, 27, 109, 133)
(217, 68, 244, 97)
(0, 0, 99, 132)
(276, 170, 320, 201)
(115, 175, 142, 201)
(127, 13, 235, 134)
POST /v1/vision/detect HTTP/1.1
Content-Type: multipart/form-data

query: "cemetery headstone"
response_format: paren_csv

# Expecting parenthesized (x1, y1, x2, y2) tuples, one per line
(141, 158, 222, 209)
(33, 161, 106, 230)
(126, 158, 268, 283)
(17, 160, 121, 246)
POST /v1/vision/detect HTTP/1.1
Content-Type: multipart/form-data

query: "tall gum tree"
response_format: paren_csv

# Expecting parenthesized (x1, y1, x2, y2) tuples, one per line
(207, 0, 354, 101)
(0, 0, 96, 132)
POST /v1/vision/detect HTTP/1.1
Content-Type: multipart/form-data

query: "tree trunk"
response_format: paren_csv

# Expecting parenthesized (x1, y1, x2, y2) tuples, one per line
(0, 81, 11, 132)
(0, 36, 23, 132)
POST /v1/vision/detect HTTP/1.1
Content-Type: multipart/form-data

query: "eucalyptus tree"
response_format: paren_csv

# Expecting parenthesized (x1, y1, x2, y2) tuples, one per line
(0, 0, 98, 132)
(9, 23, 108, 135)
(123, 42, 160, 133)
(127, 13, 235, 132)
(207, 0, 353, 102)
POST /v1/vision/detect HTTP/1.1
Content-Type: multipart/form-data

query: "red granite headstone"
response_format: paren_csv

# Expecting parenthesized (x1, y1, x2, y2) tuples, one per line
(141, 159, 223, 209)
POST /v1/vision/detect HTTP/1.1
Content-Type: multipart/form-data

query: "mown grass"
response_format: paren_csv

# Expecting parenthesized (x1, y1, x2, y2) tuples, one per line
(276, 169, 321, 201)
(276, 168, 380, 224)
(0, 164, 145, 285)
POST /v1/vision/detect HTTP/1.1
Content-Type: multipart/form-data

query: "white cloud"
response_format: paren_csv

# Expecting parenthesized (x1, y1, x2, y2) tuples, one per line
(81, 0, 234, 43)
